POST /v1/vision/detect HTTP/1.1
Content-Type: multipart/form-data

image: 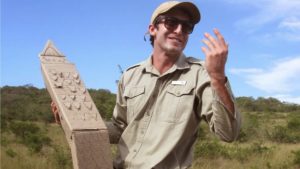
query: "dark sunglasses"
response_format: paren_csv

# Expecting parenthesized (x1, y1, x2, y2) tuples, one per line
(155, 16, 194, 34)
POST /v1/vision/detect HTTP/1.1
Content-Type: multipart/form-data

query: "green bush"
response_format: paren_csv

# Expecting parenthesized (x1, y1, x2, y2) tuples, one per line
(53, 145, 72, 169)
(194, 140, 228, 158)
(287, 118, 300, 131)
(24, 132, 51, 152)
(10, 121, 40, 139)
(89, 89, 116, 119)
(268, 125, 300, 143)
(249, 142, 271, 154)
(269, 126, 293, 143)
(9, 121, 51, 153)
(197, 123, 210, 139)
(227, 142, 272, 162)
(1, 86, 53, 123)
(5, 148, 17, 158)
(194, 140, 272, 162)
(237, 128, 248, 142)
(1, 115, 8, 132)
(292, 149, 300, 167)
(237, 113, 262, 142)
(1, 135, 9, 147)
(236, 97, 300, 112)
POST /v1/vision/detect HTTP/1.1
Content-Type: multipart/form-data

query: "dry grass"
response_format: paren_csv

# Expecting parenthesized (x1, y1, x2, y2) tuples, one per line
(1, 123, 72, 169)
(1, 143, 55, 169)
(1, 112, 300, 169)
(192, 143, 300, 169)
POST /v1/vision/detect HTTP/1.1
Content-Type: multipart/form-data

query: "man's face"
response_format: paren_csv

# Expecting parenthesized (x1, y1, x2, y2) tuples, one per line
(150, 9, 192, 56)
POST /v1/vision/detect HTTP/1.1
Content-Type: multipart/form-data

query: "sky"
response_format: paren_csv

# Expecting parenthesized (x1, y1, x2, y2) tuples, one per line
(1, 0, 300, 104)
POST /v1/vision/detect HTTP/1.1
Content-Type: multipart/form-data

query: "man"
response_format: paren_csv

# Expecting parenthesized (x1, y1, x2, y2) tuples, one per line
(51, 1, 241, 168)
(109, 1, 241, 169)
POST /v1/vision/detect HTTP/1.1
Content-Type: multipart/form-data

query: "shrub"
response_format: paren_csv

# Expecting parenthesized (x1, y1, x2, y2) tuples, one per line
(269, 126, 293, 143)
(194, 140, 228, 158)
(24, 132, 51, 152)
(53, 145, 72, 169)
(1, 136, 9, 147)
(227, 142, 272, 162)
(10, 121, 40, 139)
(194, 140, 272, 162)
(268, 125, 300, 143)
(237, 113, 262, 142)
(287, 118, 300, 131)
(249, 141, 271, 154)
(1, 115, 8, 132)
(237, 129, 248, 142)
(5, 148, 17, 158)
(292, 149, 300, 166)
(9, 121, 51, 153)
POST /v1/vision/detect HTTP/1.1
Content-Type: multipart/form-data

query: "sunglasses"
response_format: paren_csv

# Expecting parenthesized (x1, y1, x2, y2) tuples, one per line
(155, 16, 194, 34)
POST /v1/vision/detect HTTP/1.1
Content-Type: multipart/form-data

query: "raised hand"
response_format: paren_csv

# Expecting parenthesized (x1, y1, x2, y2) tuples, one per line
(201, 28, 234, 113)
(201, 28, 228, 84)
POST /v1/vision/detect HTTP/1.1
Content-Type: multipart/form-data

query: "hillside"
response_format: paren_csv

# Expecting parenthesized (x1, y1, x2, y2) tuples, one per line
(1, 85, 300, 169)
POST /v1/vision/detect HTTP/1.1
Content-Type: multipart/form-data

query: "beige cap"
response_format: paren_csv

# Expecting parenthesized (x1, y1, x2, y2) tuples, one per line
(150, 1, 201, 24)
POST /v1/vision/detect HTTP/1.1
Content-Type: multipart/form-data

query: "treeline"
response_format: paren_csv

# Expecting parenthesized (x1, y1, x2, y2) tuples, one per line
(1, 85, 300, 126)
(1, 85, 116, 130)
(237, 96, 300, 113)
(2, 84, 300, 135)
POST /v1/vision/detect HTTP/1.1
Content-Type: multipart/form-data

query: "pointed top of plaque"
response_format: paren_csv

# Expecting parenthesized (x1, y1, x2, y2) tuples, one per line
(40, 40, 65, 57)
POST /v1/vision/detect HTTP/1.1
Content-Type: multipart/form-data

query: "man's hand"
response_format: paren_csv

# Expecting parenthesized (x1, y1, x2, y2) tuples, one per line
(51, 101, 61, 124)
(201, 28, 235, 113)
(201, 28, 228, 85)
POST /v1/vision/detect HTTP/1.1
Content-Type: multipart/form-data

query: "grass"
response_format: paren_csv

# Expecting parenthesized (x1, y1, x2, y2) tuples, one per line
(1, 123, 72, 169)
(192, 143, 300, 169)
(1, 111, 300, 169)
(191, 111, 300, 169)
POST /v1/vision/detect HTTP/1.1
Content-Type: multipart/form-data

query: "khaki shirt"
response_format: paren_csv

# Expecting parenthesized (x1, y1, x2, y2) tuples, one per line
(112, 54, 241, 169)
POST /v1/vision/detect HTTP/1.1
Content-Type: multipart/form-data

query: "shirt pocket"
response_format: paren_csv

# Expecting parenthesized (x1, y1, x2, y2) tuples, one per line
(159, 85, 195, 123)
(123, 86, 145, 121)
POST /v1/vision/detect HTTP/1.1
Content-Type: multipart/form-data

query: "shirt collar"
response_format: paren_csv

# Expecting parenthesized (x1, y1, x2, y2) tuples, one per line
(142, 53, 190, 76)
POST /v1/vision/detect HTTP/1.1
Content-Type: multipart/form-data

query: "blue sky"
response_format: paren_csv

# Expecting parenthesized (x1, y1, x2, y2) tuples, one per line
(2, 0, 300, 104)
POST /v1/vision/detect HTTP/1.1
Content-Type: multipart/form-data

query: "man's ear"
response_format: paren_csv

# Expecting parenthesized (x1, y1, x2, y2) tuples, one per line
(148, 24, 156, 36)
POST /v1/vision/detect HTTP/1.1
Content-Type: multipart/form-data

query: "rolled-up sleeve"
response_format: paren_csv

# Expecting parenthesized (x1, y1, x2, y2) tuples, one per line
(199, 80, 241, 142)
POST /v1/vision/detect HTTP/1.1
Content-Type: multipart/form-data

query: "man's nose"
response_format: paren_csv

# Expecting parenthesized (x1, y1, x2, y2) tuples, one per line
(174, 24, 183, 34)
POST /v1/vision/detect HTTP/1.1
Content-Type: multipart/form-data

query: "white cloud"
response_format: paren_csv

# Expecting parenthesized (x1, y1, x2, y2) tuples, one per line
(276, 16, 300, 41)
(221, 0, 300, 41)
(275, 31, 300, 41)
(279, 17, 300, 31)
(272, 94, 300, 104)
(230, 57, 300, 103)
(249, 57, 300, 93)
(230, 68, 263, 74)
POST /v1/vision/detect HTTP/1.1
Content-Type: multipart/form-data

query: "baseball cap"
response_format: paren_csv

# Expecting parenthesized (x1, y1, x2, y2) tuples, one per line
(150, 1, 201, 24)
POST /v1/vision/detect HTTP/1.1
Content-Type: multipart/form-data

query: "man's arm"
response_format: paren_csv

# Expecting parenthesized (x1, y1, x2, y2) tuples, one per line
(105, 121, 123, 144)
(200, 28, 241, 142)
(107, 75, 128, 144)
(201, 28, 234, 114)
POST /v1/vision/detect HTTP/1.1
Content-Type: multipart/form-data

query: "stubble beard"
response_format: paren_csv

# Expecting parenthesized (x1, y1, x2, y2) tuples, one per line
(163, 41, 186, 57)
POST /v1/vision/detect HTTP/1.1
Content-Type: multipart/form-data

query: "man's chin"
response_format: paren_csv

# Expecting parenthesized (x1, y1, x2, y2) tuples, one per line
(169, 44, 183, 50)
(165, 49, 182, 56)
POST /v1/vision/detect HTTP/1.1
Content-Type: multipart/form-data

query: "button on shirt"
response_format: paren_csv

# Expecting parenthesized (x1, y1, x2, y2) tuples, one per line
(112, 54, 241, 169)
